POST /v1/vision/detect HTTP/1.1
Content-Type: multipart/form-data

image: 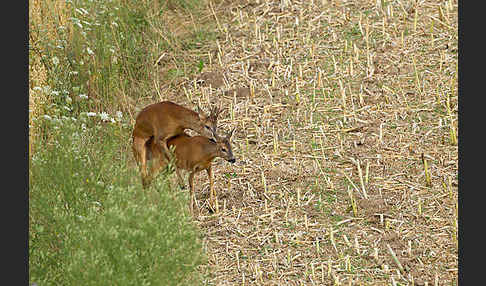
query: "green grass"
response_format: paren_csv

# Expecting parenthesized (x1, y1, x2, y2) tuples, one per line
(29, 0, 210, 284)
(30, 0, 204, 124)
(29, 119, 205, 285)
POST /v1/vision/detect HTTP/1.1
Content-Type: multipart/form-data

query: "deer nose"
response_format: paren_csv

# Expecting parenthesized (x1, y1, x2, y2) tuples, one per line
(228, 158, 236, 163)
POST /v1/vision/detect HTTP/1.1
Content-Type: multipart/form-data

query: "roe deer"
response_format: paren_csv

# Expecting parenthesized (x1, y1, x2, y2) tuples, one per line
(132, 101, 221, 188)
(146, 128, 236, 215)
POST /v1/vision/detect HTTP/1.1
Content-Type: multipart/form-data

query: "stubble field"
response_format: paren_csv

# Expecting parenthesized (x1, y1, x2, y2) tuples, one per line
(155, 0, 458, 285)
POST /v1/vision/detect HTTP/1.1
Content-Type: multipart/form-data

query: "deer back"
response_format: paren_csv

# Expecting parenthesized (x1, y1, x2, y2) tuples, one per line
(133, 101, 218, 139)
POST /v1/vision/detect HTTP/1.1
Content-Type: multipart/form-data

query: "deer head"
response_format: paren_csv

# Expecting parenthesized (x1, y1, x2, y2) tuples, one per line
(214, 127, 236, 163)
(196, 103, 222, 139)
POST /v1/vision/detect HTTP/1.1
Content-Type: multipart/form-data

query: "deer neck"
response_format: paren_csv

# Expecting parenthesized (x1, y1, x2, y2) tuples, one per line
(202, 141, 220, 162)
(179, 109, 200, 129)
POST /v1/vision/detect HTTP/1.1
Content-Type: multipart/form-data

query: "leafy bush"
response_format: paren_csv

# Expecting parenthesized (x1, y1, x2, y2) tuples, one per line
(29, 118, 205, 285)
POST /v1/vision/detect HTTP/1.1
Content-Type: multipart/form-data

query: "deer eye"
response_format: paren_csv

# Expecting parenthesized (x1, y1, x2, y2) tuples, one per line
(221, 148, 227, 153)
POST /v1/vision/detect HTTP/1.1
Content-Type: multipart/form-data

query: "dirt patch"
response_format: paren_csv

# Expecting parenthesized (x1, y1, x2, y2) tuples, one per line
(196, 71, 225, 88)
(358, 197, 389, 216)
(224, 87, 251, 98)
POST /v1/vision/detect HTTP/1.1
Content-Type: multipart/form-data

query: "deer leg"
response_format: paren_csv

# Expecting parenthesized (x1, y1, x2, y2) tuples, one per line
(149, 135, 173, 180)
(206, 166, 215, 204)
(148, 139, 169, 183)
(133, 136, 150, 188)
(188, 172, 196, 216)
(153, 133, 174, 162)
(176, 168, 186, 189)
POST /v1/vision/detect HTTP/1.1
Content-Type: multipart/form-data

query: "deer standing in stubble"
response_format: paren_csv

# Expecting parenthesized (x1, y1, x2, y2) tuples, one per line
(146, 128, 236, 215)
(132, 101, 221, 188)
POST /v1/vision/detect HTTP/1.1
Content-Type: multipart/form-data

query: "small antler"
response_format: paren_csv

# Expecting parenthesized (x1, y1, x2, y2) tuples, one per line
(226, 127, 236, 140)
(209, 103, 222, 121)
(193, 101, 209, 120)
(195, 103, 203, 115)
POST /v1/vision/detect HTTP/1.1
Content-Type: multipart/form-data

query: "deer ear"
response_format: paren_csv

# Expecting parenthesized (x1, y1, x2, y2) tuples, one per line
(198, 112, 206, 121)
(216, 102, 223, 117)
(209, 105, 221, 122)
(197, 109, 208, 122)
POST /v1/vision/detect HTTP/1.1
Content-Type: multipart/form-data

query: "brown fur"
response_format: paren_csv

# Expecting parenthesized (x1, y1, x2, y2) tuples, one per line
(146, 129, 236, 215)
(132, 101, 221, 188)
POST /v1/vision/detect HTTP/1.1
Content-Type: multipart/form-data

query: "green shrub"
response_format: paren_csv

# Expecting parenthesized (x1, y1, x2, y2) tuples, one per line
(29, 119, 205, 285)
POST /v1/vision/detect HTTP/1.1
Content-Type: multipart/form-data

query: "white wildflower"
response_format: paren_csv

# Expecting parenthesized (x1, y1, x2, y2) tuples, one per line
(75, 8, 86, 15)
(43, 115, 52, 120)
(79, 94, 88, 99)
(52, 56, 59, 66)
(86, 47, 94, 55)
(51, 90, 60, 96)
(116, 111, 122, 119)
(86, 112, 97, 117)
(100, 112, 109, 121)
(66, 96, 72, 103)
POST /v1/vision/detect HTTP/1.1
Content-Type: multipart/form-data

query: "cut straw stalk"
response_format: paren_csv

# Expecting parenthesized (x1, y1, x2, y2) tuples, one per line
(412, 56, 422, 95)
(449, 123, 457, 145)
(421, 153, 432, 187)
(297, 188, 301, 207)
(417, 198, 422, 217)
(357, 161, 367, 198)
(262, 171, 267, 193)
(343, 171, 368, 199)
(329, 226, 338, 253)
(448, 175, 454, 200)
(386, 244, 404, 274)
(346, 186, 358, 217)
(413, 8, 418, 34)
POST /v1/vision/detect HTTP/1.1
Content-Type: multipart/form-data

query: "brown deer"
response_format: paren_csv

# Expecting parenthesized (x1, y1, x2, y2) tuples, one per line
(132, 101, 221, 188)
(145, 128, 236, 215)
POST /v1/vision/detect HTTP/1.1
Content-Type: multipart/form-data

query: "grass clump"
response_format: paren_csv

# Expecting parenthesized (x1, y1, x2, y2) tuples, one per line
(64, 185, 204, 286)
(29, 118, 205, 285)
